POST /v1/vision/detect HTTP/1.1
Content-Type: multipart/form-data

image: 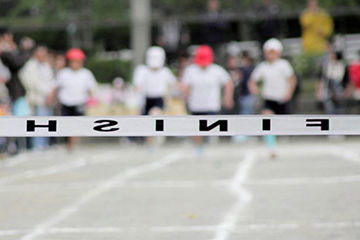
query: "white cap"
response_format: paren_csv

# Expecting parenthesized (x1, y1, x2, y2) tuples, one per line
(263, 38, 283, 53)
(146, 46, 166, 69)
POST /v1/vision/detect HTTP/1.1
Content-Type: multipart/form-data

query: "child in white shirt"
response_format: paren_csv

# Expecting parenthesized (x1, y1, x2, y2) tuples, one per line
(248, 38, 297, 158)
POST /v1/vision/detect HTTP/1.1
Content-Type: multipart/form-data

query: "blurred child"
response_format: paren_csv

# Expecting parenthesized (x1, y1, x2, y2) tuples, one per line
(133, 46, 176, 146)
(237, 51, 257, 115)
(348, 50, 360, 103)
(133, 46, 176, 115)
(181, 45, 233, 155)
(0, 50, 11, 156)
(248, 38, 296, 158)
(49, 48, 97, 151)
(19, 46, 55, 150)
(316, 51, 349, 114)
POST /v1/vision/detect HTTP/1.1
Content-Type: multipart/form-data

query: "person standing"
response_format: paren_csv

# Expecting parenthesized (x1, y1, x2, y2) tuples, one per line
(300, 0, 333, 55)
(202, 0, 228, 51)
(316, 51, 349, 114)
(49, 48, 97, 151)
(157, 9, 189, 66)
(181, 45, 233, 155)
(0, 27, 34, 152)
(255, 0, 281, 46)
(248, 39, 297, 158)
(19, 46, 55, 150)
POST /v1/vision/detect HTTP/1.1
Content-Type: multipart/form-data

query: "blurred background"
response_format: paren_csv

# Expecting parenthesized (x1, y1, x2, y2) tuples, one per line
(2, 2, 360, 240)
(0, 0, 360, 151)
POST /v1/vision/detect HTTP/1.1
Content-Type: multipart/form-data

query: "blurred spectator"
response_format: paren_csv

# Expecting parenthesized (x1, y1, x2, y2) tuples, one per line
(202, 0, 228, 50)
(177, 51, 191, 81)
(0, 27, 34, 152)
(236, 52, 257, 115)
(49, 48, 97, 151)
(133, 46, 176, 115)
(300, 0, 333, 54)
(317, 51, 349, 114)
(0, 45, 11, 156)
(19, 46, 55, 150)
(181, 45, 233, 155)
(348, 50, 360, 101)
(111, 77, 126, 107)
(0, 28, 34, 114)
(54, 53, 66, 74)
(157, 9, 189, 66)
(255, 0, 281, 46)
(248, 39, 296, 158)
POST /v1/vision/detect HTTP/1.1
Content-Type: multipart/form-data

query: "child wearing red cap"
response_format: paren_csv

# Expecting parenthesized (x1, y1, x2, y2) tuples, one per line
(49, 48, 97, 151)
(181, 45, 233, 155)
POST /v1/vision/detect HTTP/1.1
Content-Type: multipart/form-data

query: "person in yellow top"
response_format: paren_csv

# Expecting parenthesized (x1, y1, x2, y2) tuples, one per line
(300, 0, 333, 54)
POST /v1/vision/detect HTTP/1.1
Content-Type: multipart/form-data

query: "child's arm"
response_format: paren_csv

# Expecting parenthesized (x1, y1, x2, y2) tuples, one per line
(282, 75, 297, 102)
(223, 79, 234, 110)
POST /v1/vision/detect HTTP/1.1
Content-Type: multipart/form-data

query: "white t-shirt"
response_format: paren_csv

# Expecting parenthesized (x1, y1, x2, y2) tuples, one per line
(56, 68, 97, 106)
(19, 59, 55, 106)
(133, 65, 176, 98)
(183, 64, 230, 112)
(251, 58, 294, 101)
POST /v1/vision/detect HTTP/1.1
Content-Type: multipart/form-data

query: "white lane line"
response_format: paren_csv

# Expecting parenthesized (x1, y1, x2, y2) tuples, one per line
(0, 179, 229, 192)
(3, 220, 360, 236)
(212, 151, 256, 240)
(329, 147, 360, 163)
(0, 229, 25, 236)
(0, 150, 129, 185)
(1, 153, 32, 168)
(19, 150, 183, 240)
(0, 158, 88, 185)
(48, 227, 123, 234)
(246, 175, 360, 185)
(5, 171, 360, 192)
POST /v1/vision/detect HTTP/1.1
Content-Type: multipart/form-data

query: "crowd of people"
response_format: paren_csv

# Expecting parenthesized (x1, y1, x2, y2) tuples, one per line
(0, 0, 360, 158)
(0, 27, 97, 154)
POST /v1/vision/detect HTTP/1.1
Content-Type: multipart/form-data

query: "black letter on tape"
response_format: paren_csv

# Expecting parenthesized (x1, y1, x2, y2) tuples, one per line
(262, 119, 271, 131)
(306, 119, 329, 131)
(199, 120, 228, 132)
(27, 120, 57, 132)
(93, 120, 119, 132)
(156, 120, 164, 131)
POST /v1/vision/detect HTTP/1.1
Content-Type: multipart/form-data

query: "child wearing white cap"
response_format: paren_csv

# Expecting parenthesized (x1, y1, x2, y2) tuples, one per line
(133, 46, 176, 115)
(248, 38, 297, 158)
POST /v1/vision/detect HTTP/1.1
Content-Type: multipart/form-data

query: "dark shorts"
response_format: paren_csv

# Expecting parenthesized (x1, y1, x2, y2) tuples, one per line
(263, 100, 289, 114)
(144, 97, 164, 115)
(61, 104, 85, 116)
(191, 111, 218, 115)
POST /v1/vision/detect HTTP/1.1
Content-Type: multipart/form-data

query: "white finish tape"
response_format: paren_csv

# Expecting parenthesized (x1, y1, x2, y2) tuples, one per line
(0, 115, 359, 136)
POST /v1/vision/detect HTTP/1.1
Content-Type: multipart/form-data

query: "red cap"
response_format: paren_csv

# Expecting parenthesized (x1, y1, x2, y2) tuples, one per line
(66, 48, 86, 61)
(194, 45, 214, 67)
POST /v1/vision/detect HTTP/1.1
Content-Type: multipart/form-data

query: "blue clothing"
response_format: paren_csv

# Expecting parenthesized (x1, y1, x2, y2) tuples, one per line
(32, 105, 52, 150)
(238, 65, 255, 97)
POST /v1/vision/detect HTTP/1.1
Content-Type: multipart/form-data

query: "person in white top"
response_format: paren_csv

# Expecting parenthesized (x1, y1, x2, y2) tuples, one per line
(181, 45, 233, 153)
(133, 46, 176, 115)
(19, 46, 56, 150)
(248, 38, 297, 158)
(49, 48, 97, 151)
(182, 45, 233, 114)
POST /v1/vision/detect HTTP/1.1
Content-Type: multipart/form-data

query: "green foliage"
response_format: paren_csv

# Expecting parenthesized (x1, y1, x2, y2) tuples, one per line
(85, 58, 131, 84)
(90, 0, 129, 21)
(293, 52, 323, 78)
